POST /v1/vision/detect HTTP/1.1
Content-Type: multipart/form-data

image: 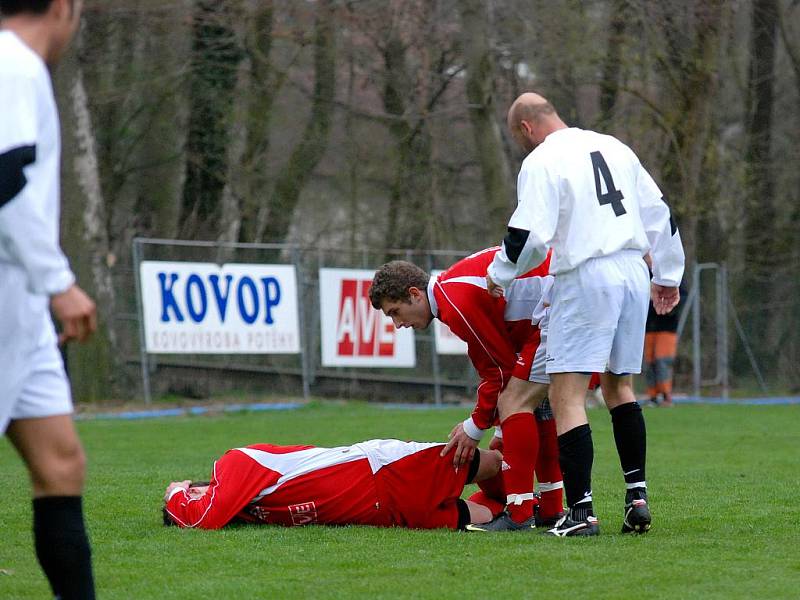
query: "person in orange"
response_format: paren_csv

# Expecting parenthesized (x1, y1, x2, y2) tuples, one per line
(644, 286, 685, 406)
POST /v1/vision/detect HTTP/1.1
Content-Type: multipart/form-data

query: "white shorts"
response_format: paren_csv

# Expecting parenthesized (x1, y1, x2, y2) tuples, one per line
(531, 324, 549, 384)
(0, 266, 73, 434)
(545, 250, 649, 375)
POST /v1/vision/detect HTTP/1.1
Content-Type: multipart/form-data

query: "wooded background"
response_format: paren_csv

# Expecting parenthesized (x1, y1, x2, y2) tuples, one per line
(51, 0, 800, 400)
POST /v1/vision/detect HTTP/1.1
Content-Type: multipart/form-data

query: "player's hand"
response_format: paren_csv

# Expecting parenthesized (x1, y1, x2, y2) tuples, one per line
(651, 283, 680, 315)
(164, 480, 192, 503)
(486, 274, 504, 298)
(50, 284, 97, 344)
(488, 435, 504, 453)
(441, 422, 479, 469)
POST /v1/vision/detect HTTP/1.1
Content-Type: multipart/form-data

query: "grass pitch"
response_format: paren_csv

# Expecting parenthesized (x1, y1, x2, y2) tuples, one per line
(1, 401, 799, 599)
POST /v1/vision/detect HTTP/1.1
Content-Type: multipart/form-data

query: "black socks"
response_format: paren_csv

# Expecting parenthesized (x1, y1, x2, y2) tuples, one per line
(557, 423, 594, 520)
(33, 496, 96, 600)
(610, 401, 648, 503)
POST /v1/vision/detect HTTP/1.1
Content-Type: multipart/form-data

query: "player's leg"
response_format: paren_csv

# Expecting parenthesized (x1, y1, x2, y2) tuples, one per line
(643, 331, 659, 404)
(543, 258, 626, 536)
(604, 254, 651, 533)
(7, 415, 95, 599)
(534, 399, 565, 526)
(654, 331, 677, 406)
(480, 331, 549, 528)
(490, 378, 545, 527)
(464, 499, 495, 524)
(545, 372, 599, 536)
(464, 409, 540, 533)
(465, 448, 505, 519)
(602, 373, 651, 533)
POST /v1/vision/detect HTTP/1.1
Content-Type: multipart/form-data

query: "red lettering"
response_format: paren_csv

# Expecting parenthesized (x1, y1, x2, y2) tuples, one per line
(335, 279, 395, 357)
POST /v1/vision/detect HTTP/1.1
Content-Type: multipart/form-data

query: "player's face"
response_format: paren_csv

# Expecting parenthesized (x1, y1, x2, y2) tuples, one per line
(380, 289, 433, 330)
(187, 485, 209, 499)
(48, 0, 83, 64)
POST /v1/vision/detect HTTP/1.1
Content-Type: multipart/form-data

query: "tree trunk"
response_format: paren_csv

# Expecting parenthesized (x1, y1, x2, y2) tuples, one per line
(179, 0, 243, 240)
(743, 0, 778, 268)
(458, 0, 513, 235)
(54, 49, 119, 401)
(261, 0, 336, 243)
(240, 0, 276, 243)
(598, 0, 631, 126)
(740, 0, 779, 380)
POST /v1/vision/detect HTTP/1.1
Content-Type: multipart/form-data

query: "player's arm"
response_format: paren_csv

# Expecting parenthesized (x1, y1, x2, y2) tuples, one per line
(487, 162, 558, 292)
(0, 74, 76, 298)
(636, 161, 685, 289)
(164, 451, 278, 529)
(438, 292, 516, 464)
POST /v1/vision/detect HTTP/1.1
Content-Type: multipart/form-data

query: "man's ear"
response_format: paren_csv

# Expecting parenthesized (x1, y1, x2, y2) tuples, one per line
(408, 286, 424, 301)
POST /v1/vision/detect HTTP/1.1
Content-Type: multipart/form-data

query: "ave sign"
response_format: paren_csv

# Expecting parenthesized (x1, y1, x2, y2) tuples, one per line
(318, 268, 415, 367)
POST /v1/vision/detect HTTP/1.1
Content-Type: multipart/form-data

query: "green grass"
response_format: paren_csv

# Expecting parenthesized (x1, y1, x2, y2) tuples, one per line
(1, 402, 799, 599)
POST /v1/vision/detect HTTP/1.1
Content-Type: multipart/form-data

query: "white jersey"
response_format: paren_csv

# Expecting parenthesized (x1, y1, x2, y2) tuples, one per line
(0, 30, 74, 298)
(0, 30, 75, 409)
(488, 127, 684, 288)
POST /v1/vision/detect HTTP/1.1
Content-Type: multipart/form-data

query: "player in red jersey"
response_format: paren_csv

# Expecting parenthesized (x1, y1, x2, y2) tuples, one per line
(369, 247, 563, 531)
(163, 439, 503, 530)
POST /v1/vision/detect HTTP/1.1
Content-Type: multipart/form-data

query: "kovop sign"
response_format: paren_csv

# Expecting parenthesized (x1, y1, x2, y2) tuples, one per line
(318, 268, 415, 367)
(139, 261, 300, 354)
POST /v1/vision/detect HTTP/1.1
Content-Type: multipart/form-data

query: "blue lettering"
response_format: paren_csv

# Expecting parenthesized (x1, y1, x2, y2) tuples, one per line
(209, 274, 233, 322)
(237, 276, 259, 324)
(185, 274, 208, 322)
(158, 273, 184, 322)
(261, 277, 281, 324)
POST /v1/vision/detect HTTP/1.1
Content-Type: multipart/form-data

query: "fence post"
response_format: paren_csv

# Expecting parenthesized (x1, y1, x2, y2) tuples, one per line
(293, 246, 311, 401)
(132, 238, 152, 405)
(692, 264, 702, 400)
(425, 253, 442, 406)
(719, 265, 729, 399)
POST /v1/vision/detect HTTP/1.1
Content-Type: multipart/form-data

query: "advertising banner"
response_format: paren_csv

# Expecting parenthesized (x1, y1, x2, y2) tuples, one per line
(318, 268, 415, 367)
(140, 261, 300, 354)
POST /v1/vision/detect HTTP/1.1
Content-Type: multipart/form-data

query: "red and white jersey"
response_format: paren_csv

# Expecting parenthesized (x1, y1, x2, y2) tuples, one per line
(165, 439, 468, 530)
(488, 127, 684, 288)
(428, 247, 552, 432)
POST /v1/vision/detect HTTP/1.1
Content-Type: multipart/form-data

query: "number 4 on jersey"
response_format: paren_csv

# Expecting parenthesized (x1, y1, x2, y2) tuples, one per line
(590, 151, 626, 216)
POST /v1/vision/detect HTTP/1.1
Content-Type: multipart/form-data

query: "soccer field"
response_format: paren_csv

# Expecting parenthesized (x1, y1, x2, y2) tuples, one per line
(1, 402, 798, 599)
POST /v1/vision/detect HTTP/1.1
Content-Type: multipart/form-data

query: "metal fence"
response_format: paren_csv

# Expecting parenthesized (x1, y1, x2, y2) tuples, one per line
(129, 237, 481, 404)
(124, 238, 774, 405)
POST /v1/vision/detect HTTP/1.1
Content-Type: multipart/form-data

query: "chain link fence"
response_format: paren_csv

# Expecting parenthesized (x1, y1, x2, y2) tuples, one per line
(116, 238, 791, 405)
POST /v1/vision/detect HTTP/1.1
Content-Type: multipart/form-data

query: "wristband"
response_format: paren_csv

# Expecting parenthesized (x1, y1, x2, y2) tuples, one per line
(462, 417, 485, 441)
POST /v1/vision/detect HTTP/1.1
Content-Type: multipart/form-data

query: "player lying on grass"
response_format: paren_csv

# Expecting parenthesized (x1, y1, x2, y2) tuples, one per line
(369, 248, 564, 531)
(163, 438, 506, 530)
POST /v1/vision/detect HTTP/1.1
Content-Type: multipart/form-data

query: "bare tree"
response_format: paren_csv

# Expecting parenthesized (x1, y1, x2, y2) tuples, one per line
(458, 0, 513, 231)
(54, 44, 119, 400)
(260, 0, 337, 243)
(179, 1, 244, 240)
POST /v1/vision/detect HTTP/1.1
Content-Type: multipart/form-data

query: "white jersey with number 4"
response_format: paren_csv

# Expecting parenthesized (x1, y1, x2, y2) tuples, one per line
(488, 127, 684, 288)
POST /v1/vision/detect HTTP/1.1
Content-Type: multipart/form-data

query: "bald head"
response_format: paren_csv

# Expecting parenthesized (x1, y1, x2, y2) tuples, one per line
(506, 92, 566, 152)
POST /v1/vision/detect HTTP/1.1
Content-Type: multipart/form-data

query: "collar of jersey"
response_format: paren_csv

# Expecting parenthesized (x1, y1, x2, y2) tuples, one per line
(427, 275, 439, 319)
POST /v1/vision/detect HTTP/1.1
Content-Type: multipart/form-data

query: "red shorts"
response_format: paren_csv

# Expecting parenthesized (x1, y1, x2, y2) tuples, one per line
(374, 445, 470, 530)
(512, 327, 548, 384)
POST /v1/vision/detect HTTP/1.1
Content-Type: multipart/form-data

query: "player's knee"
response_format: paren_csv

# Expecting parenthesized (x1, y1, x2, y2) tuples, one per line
(477, 448, 502, 478)
(31, 442, 87, 494)
(600, 374, 635, 407)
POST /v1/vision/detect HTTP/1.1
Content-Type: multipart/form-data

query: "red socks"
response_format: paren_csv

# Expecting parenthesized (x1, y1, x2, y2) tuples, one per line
(535, 417, 564, 519)
(500, 412, 539, 523)
(466, 491, 505, 518)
